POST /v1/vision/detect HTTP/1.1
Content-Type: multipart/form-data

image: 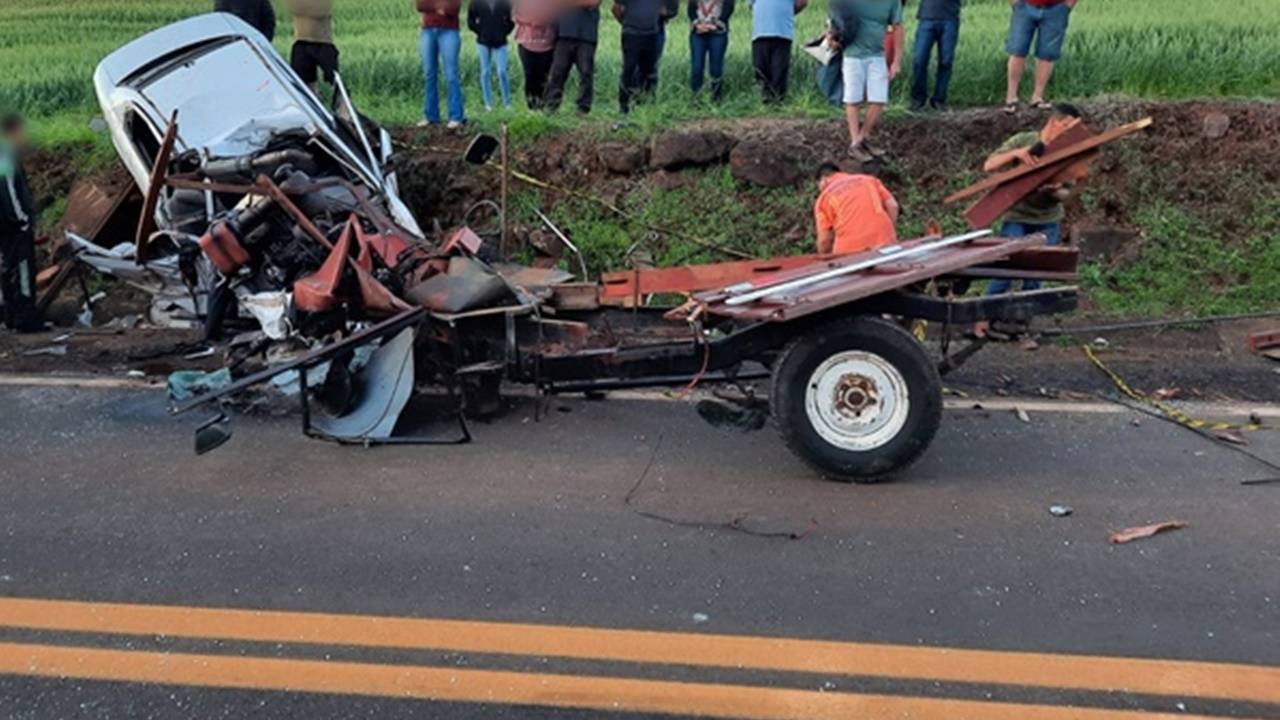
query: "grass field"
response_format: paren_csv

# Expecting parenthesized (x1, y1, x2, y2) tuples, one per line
(2, 0, 1279, 143)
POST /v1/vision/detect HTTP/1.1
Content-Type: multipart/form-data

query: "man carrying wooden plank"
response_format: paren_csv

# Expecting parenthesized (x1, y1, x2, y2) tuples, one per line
(973, 102, 1081, 336)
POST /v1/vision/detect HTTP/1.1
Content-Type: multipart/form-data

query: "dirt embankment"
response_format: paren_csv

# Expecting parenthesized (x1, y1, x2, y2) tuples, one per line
(385, 100, 1279, 263)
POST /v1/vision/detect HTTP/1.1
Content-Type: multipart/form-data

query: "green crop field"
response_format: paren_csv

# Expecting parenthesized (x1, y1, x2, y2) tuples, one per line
(1, 0, 1278, 142)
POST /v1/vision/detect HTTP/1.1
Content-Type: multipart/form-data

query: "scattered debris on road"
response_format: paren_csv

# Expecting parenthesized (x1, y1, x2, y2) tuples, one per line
(1048, 505, 1073, 517)
(1108, 521, 1187, 545)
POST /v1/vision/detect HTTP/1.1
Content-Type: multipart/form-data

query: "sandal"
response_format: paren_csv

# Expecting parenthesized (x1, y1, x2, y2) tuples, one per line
(1031, 100, 1053, 110)
(1002, 101, 1019, 115)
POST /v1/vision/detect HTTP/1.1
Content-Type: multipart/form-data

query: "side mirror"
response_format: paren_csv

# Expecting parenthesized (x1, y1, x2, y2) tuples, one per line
(194, 413, 233, 455)
(464, 134, 500, 165)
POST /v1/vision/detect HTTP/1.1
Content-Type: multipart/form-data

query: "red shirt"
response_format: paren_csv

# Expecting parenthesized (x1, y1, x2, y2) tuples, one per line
(419, 0, 462, 29)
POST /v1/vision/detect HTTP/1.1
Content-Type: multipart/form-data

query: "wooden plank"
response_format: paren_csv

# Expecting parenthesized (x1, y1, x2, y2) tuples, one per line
(944, 117, 1152, 205)
(960, 123, 1094, 229)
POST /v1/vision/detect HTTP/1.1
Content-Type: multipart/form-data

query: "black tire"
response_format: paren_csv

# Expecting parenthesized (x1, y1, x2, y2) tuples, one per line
(770, 317, 942, 483)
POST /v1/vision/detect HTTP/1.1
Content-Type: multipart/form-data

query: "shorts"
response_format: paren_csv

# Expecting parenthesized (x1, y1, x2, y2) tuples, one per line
(1006, 1, 1071, 61)
(291, 40, 340, 84)
(842, 55, 889, 105)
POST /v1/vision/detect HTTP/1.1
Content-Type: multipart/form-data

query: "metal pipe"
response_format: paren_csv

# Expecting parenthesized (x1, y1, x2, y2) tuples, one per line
(1039, 310, 1280, 337)
(724, 229, 995, 307)
(548, 369, 772, 394)
(534, 208, 590, 281)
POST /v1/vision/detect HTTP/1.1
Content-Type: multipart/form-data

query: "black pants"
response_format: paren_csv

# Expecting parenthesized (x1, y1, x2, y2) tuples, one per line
(518, 46, 555, 109)
(752, 37, 792, 104)
(545, 39, 596, 113)
(0, 226, 40, 332)
(291, 40, 340, 85)
(620, 33, 660, 114)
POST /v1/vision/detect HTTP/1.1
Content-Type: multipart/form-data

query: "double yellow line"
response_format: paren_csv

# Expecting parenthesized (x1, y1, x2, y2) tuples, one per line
(1, 596, 1277, 719)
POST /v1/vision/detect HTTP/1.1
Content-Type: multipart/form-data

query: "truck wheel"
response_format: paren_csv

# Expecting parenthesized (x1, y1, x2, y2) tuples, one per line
(770, 317, 942, 483)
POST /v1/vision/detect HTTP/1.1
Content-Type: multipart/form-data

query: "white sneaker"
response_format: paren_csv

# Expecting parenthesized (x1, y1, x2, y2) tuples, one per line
(416, 120, 432, 128)
(446, 120, 464, 130)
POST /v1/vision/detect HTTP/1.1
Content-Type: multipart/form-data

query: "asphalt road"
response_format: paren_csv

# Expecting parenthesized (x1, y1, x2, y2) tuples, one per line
(1, 383, 1279, 719)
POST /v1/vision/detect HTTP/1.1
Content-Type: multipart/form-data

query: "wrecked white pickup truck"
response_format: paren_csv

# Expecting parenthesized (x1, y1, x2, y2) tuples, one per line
(81, 12, 421, 334)
(71, 13, 1082, 482)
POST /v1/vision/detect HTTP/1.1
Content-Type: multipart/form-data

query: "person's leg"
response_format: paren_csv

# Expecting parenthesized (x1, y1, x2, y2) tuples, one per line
(494, 44, 512, 108)
(0, 229, 40, 332)
(860, 56, 889, 146)
(651, 25, 665, 88)
(1018, 222, 1061, 292)
(1004, 1, 1034, 105)
(707, 31, 728, 101)
(638, 34, 659, 98)
(841, 56, 865, 148)
(690, 32, 707, 95)
(544, 40, 575, 111)
(751, 39, 770, 100)
(574, 41, 596, 113)
(984, 221, 1030, 296)
(440, 29, 464, 123)
(933, 18, 959, 106)
(909, 20, 937, 109)
(620, 34, 641, 113)
(420, 30, 441, 123)
(477, 44, 495, 110)
(1031, 2, 1070, 104)
(772, 39, 792, 101)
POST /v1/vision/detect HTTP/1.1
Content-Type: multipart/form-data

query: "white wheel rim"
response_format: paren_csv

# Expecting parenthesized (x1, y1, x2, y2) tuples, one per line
(804, 350, 910, 452)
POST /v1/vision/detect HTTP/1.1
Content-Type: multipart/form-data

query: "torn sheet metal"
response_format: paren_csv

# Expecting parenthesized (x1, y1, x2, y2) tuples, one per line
(311, 327, 416, 441)
(237, 290, 293, 340)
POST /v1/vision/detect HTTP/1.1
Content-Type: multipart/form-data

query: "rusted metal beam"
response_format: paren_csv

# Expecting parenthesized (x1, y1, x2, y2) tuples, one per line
(960, 122, 1094, 230)
(944, 117, 1152, 205)
(599, 254, 839, 299)
(136, 111, 178, 262)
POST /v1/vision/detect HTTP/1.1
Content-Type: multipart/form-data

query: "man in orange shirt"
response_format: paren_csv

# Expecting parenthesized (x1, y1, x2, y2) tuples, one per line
(813, 163, 899, 255)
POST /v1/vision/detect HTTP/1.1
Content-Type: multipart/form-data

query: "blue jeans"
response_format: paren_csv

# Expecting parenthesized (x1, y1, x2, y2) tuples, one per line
(986, 221, 1061, 295)
(1006, 0, 1071, 61)
(910, 18, 958, 106)
(421, 28, 464, 123)
(478, 43, 512, 109)
(689, 31, 728, 100)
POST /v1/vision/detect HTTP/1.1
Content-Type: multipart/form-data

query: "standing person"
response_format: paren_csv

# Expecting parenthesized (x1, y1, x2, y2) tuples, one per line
(909, 0, 959, 111)
(545, 0, 602, 114)
(0, 115, 41, 333)
(513, 0, 558, 109)
(830, 0, 903, 162)
(650, 0, 679, 87)
(613, 0, 665, 113)
(749, 0, 808, 104)
(417, 0, 466, 128)
(469, 0, 516, 111)
(214, 0, 277, 40)
(1004, 0, 1077, 113)
(974, 103, 1082, 336)
(689, 0, 734, 101)
(288, 0, 338, 93)
(812, 163, 899, 255)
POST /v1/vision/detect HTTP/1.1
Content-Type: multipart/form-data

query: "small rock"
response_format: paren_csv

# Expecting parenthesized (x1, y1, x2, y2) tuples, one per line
(649, 130, 736, 169)
(597, 142, 647, 175)
(1049, 505, 1073, 517)
(1202, 112, 1231, 139)
(729, 139, 803, 188)
(1015, 407, 1031, 423)
(692, 612, 710, 624)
